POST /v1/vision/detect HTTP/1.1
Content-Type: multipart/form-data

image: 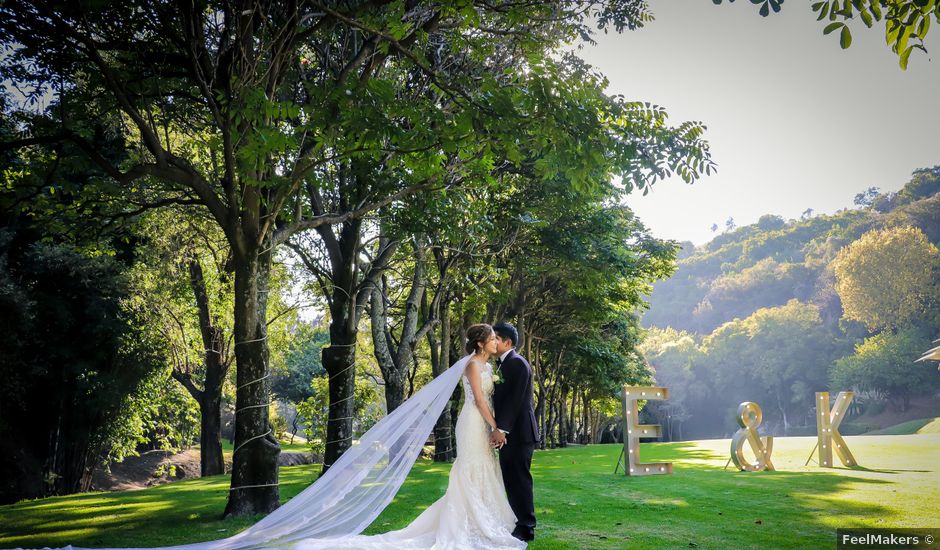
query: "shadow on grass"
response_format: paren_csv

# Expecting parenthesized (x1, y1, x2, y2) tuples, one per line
(528, 443, 913, 549)
(3, 441, 932, 550)
(0, 467, 324, 549)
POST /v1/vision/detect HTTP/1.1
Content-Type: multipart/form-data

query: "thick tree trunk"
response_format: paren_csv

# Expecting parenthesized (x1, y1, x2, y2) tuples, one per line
(200, 388, 225, 476)
(224, 244, 280, 518)
(322, 327, 357, 474)
(314, 217, 399, 475)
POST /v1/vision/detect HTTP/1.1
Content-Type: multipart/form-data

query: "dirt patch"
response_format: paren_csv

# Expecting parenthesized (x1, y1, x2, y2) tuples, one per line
(91, 449, 319, 492)
(90, 448, 222, 492)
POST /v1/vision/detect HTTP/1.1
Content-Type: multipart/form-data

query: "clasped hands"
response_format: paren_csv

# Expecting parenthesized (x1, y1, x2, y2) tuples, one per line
(489, 427, 507, 449)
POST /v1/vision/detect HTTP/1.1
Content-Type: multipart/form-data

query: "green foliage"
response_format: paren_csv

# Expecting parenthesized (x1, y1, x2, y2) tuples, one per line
(832, 327, 940, 409)
(271, 323, 328, 404)
(645, 168, 940, 334)
(641, 301, 842, 437)
(641, 171, 940, 438)
(268, 408, 289, 441)
(103, 370, 200, 464)
(297, 375, 382, 456)
(831, 225, 940, 332)
(693, 258, 816, 331)
(896, 166, 940, 206)
(0, 224, 166, 501)
(714, 0, 940, 69)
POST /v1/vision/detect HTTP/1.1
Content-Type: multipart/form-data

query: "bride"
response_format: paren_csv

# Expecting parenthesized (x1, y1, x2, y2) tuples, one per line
(62, 324, 524, 550)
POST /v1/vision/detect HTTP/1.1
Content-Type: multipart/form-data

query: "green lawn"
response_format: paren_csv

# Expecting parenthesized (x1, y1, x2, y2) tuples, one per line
(219, 439, 312, 455)
(867, 417, 940, 435)
(2, 435, 938, 549)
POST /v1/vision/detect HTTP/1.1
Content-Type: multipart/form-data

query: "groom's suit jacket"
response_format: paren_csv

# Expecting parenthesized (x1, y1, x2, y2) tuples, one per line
(493, 349, 540, 444)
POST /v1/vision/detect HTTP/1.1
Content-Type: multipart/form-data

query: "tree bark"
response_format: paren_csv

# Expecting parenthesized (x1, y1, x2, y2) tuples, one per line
(431, 312, 455, 461)
(567, 385, 577, 444)
(224, 241, 280, 518)
(184, 257, 227, 477)
(371, 239, 428, 413)
(558, 384, 569, 447)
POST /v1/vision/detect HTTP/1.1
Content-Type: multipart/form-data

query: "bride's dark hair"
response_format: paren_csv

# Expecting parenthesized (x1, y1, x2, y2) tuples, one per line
(465, 323, 493, 355)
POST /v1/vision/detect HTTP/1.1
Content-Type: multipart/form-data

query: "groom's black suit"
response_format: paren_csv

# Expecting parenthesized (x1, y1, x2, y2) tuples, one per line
(493, 349, 539, 541)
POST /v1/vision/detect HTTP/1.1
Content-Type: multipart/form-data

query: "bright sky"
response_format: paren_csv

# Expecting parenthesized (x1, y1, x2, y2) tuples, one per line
(578, 0, 940, 245)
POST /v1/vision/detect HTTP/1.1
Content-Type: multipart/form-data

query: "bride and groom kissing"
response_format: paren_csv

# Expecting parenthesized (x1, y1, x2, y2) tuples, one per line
(327, 321, 539, 549)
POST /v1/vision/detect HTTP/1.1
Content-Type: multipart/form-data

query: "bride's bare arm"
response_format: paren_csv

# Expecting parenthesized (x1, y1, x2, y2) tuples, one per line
(466, 360, 498, 430)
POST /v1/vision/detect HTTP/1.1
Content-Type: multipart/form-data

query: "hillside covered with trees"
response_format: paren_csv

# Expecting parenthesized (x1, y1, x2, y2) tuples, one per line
(639, 166, 940, 439)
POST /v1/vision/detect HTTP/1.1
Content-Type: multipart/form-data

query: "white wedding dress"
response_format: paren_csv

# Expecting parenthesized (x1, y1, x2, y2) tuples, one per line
(301, 360, 525, 550)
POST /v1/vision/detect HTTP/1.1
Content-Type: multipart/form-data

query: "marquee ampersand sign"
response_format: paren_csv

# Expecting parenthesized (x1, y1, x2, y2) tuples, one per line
(730, 401, 775, 472)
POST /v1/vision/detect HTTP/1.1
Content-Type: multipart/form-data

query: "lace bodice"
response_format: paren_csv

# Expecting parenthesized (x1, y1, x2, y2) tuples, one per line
(461, 360, 494, 405)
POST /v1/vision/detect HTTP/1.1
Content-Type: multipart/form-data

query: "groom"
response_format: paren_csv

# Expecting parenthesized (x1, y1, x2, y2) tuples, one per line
(490, 321, 539, 542)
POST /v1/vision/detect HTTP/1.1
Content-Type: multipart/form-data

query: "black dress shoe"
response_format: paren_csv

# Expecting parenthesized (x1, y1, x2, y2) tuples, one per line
(511, 527, 535, 542)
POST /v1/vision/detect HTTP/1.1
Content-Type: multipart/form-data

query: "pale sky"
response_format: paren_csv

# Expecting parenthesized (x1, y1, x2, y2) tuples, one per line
(578, 0, 940, 245)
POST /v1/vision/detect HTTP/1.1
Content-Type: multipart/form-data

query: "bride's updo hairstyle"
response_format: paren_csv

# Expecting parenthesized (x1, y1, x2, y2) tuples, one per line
(465, 323, 494, 355)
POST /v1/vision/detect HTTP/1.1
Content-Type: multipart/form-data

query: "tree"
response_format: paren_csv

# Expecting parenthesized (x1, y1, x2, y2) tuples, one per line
(854, 187, 881, 207)
(639, 327, 701, 440)
(742, 301, 835, 434)
(832, 327, 940, 411)
(130, 208, 236, 478)
(757, 214, 786, 231)
(831, 226, 940, 332)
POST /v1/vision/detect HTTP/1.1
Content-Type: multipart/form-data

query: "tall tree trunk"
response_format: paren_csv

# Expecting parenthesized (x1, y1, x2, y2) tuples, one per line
(431, 311, 455, 461)
(224, 242, 280, 517)
(567, 386, 577, 444)
(173, 257, 227, 477)
(549, 399, 560, 447)
(581, 390, 590, 444)
(371, 278, 405, 412)
(371, 236, 432, 414)
(305, 215, 397, 475)
(545, 379, 558, 447)
(558, 384, 569, 447)
(317, 218, 363, 475)
(775, 390, 790, 436)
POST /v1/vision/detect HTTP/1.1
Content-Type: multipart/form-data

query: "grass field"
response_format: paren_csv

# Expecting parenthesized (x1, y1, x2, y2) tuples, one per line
(220, 439, 312, 455)
(867, 417, 940, 435)
(2, 434, 938, 549)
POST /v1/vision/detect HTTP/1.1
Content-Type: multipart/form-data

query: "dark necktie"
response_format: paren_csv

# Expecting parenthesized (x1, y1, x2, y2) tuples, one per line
(496, 357, 503, 368)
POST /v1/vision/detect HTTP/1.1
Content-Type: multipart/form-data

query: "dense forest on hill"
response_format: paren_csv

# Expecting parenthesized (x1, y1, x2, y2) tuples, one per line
(639, 167, 940, 440)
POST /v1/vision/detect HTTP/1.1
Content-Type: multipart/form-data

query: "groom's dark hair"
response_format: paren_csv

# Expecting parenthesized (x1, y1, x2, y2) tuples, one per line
(493, 322, 518, 347)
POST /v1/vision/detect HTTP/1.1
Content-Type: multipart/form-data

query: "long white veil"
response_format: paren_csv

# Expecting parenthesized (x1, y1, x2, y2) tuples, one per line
(67, 355, 471, 550)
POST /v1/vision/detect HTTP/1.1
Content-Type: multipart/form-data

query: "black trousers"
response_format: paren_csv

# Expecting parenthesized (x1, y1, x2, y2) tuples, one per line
(499, 438, 536, 537)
